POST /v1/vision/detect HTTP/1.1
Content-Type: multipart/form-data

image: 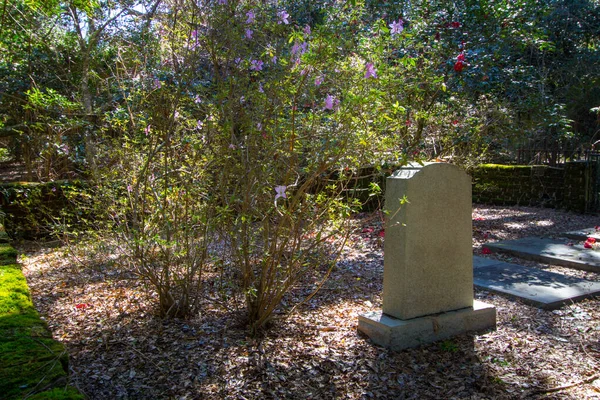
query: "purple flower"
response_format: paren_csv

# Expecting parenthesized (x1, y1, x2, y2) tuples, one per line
(197, 120, 203, 129)
(315, 76, 324, 86)
(274, 185, 287, 202)
(246, 10, 255, 24)
(217, 0, 227, 4)
(229, 143, 237, 150)
(258, 83, 264, 93)
(144, 124, 151, 135)
(271, 55, 278, 64)
(245, 29, 253, 39)
(324, 94, 335, 110)
(291, 42, 301, 56)
(250, 59, 264, 71)
(365, 62, 378, 79)
(389, 20, 404, 36)
(154, 78, 161, 89)
(127, 185, 133, 193)
(194, 95, 202, 104)
(257, 122, 262, 130)
(191, 30, 198, 39)
(277, 10, 289, 24)
(304, 25, 311, 36)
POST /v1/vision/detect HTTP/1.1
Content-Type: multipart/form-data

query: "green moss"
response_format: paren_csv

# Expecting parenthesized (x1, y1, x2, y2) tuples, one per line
(0, 243, 17, 265)
(28, 387, 85, 400)
(0, 264, 33, 316)
(478, 163, 539, 170)
(0, 244, 83, 399)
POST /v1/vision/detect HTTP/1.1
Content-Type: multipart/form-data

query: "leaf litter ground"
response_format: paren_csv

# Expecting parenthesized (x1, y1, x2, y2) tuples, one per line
(18, 205, 600, 399)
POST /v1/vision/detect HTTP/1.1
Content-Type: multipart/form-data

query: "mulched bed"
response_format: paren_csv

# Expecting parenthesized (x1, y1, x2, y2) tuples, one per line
(18, 205, 600, 399)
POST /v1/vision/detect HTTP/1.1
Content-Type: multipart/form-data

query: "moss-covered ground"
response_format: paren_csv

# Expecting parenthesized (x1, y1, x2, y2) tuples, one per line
(0, 241, 83, 399)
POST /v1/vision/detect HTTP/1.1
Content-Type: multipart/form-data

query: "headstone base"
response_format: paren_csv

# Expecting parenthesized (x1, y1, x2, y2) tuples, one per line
(358, 300, 496, 351)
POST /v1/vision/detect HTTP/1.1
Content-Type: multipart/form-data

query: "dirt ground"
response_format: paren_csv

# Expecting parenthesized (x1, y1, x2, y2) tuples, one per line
(18, 205, 600, 399)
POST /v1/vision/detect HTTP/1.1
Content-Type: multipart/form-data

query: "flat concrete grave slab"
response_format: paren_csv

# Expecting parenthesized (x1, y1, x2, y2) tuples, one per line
(562, 228, 600, 241)
(473, 256, 600, 309)
(484, 237, 600, 273)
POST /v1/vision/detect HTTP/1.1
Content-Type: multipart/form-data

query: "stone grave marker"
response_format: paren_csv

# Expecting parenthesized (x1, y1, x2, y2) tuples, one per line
(358, 163, 496, 350)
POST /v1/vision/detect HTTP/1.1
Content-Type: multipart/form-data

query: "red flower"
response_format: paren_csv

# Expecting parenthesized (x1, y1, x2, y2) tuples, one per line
(378, 229, 385, 238)
(584, 242, 593, 249)
(587, 237, 596, 244)
(595, 226, 600, 231)
(454, 61, 465, 72)
(451, 21, 461, 28)
(457, 53, 466, 62)
(75, 303, 90, 309)
(482, 248, 492, 255)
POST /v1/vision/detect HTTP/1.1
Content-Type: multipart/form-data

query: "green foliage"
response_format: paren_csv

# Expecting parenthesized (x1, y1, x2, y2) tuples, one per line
(0, 181, 92, 239)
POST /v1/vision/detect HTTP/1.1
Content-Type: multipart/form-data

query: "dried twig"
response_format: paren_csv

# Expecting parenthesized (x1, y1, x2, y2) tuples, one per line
(534, 374, 600, 394)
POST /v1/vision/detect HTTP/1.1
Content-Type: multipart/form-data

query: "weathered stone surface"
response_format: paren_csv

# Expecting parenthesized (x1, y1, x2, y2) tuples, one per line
(562, 228, 600, 241)
(383, 163, 473, 320)
(358, 301, 496, 351)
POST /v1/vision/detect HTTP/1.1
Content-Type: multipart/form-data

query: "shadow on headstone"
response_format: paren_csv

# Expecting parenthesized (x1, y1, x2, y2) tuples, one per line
(358, 163, 496, 350)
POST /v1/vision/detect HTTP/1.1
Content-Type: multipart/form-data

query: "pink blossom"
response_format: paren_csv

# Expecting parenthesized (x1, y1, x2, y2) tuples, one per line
(315, 76, 324, 86)
(324, 94, 335, 110)
(389, 20, 404, 36)
(277, 10, 289, 24)
(246, 10, 255, 24)
(364, 62, 377, 79)
(250, 59, 264, 71)
(144, 125, 151, 135)
(274, 185, 287, 202)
